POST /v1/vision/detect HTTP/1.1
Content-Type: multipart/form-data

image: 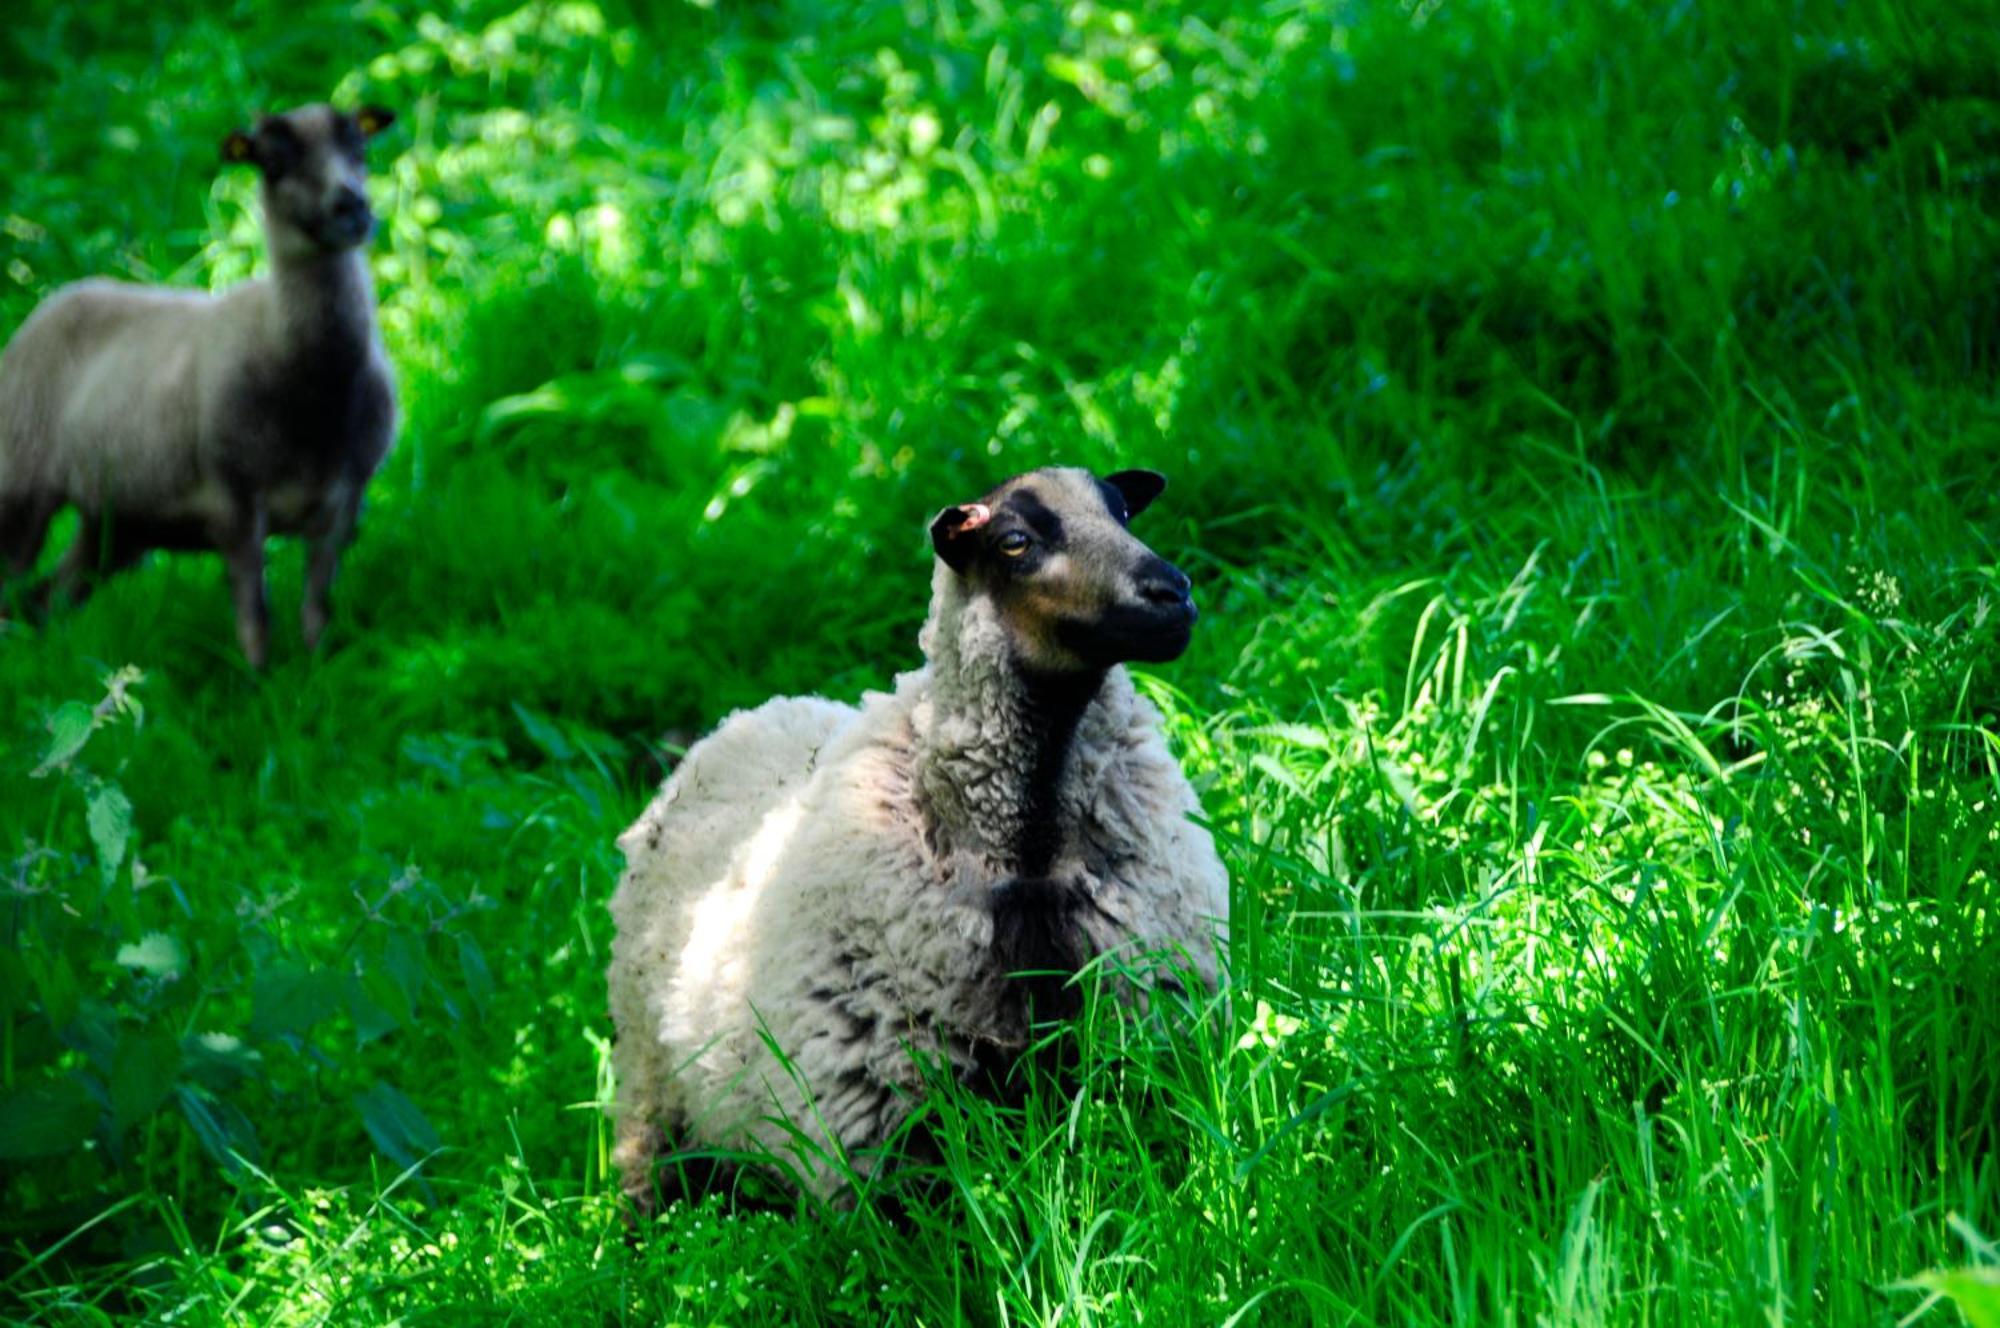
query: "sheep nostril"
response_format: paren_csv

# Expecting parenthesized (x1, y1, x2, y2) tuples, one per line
(1134, 557, 1193, 609)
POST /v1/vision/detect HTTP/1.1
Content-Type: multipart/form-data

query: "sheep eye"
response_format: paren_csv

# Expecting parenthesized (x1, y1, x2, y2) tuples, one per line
(998, 530, 1031, 557)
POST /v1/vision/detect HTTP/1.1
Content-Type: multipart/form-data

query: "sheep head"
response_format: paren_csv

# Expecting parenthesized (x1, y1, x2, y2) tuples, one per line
(222, 104, 395, 255)
(930, 466, 1195, 672)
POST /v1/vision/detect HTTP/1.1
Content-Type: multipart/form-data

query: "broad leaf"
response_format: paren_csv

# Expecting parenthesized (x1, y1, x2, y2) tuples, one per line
(249, 963, 341, 1040)
(35, 701, 96, 775)
(111, 1027, 180, 1133)
(346, 975, 401, 1045)
(116, 932, 186, 980)
(86, 780, 134, 887)
(182, 1031, 262, 1087)
(0, 1075, 97, 1159)
(512, 702, 574, 762)
(458, 935, 494, 1015)
(381, 930, 427, 1011)
(354, 1081, 441, 1171)
(355, 963, 415, 1034)
(24, 946, 82, 1028)
(177, 1085, 260, 1171)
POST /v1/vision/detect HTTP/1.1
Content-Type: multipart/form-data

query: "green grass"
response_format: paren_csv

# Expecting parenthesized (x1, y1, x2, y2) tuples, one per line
(3, 0, 1999, 1322)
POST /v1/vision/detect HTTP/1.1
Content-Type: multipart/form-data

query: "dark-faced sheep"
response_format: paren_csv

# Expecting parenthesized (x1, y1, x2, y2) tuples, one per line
(608, 467, 1230, 1203)
(0, 103, 399, 666)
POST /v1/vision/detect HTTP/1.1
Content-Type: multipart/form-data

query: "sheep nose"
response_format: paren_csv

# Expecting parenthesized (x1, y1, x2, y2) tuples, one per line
(1136, 560, 1193, 607)
(331, 187, 369, 223)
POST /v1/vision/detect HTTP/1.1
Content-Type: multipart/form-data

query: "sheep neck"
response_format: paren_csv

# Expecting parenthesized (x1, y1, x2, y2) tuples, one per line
(917, 635, 1107, 878)
(267, 247, 377, 376)
(1008, 665, 1105, 878)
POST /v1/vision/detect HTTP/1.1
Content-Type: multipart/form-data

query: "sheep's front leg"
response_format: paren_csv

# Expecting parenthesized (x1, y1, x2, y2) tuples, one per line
(301, 494, 357, 651)
(1, 493, 60, 580)
(46, 510, 110, 609)
(223, 503, 271, 669)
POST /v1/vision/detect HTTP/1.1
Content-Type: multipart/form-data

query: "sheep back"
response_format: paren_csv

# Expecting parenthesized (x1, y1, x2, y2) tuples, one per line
(0, 280, 214, 507)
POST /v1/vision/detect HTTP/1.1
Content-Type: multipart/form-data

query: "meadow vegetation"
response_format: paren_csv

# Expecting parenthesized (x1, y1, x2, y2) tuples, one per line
(2, 0, 1998, 1322)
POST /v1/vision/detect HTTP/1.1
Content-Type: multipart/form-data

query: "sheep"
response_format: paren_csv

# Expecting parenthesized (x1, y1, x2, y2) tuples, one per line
(0, 103, 399, 667)
(607, 466, 1230, 1205)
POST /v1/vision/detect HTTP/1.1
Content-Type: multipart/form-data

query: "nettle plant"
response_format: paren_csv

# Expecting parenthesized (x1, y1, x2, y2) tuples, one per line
(1, 671, 485, 1230)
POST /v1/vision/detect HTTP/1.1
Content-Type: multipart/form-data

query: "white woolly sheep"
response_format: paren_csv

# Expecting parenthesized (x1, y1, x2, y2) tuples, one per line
(0, 103, 399, 667)
(607, 466, 1230, 1204)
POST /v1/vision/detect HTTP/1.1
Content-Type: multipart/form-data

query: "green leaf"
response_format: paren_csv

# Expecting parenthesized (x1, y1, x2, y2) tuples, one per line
(115, 932, 186, 980)
(177, 1085, 260, 1171)
(86, 779, 134, 886)
(1910, 1269, 2000, 1328)
(458, 935, 493, 1015)
(25, 946, 82, 1028)
(35, 701, 97, 775)
(0, 1075, 98, 1159)
(355, 962, 415, 1035)
(110, 1028, 180, 1133)
(381, 929, 427, 1010)
(1247, 722, 1332, 750)
(182, 1031, 261, 1087)
(1249, 752, 1307, 799)
(400, 730, 504, 786)
(346, 975, 401, 1045)
(354, 1081, 441, 1171)
(249, 963, 340, 1040)
(512, 702, 575, 762)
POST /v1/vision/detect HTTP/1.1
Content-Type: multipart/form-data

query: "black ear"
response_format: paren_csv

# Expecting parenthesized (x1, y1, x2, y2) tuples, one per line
(1104, 469, 1167, 520)
(929, 503, 990, 572)
(355, 105, 396, 137)
(221, 129, 258, 166)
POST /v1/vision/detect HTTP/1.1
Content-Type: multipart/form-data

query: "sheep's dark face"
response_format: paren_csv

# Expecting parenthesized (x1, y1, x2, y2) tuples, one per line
(222, 104, 395, 253)
(931, 467, 1196, 672)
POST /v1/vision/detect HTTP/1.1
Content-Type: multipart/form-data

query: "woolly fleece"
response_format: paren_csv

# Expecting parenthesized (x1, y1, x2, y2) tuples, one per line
(608, 558, 1228, 1200)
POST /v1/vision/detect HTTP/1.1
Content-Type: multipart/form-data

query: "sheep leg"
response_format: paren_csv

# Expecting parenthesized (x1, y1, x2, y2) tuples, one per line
(45, 510, 121, 609)
(301, 494, 357, 651)
(612, 1112, 667, 1218)
(222, 504, 271, 669)
(1, 492, 60, 579)
(609, 1008, 672, 1215)
(0, 494, 58, 621)
(36, 512, 182, 620)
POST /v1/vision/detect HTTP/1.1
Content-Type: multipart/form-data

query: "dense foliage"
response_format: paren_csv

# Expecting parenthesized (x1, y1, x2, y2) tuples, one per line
(3, 0, 1998, 1321)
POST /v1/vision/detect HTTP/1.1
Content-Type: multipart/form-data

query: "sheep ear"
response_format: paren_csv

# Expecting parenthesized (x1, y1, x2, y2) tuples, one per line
(221, 130, 258, 166)
(1104, 469, 1167, 520)
(355, 105, 396, 137)
(929, 503, 991, 572)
